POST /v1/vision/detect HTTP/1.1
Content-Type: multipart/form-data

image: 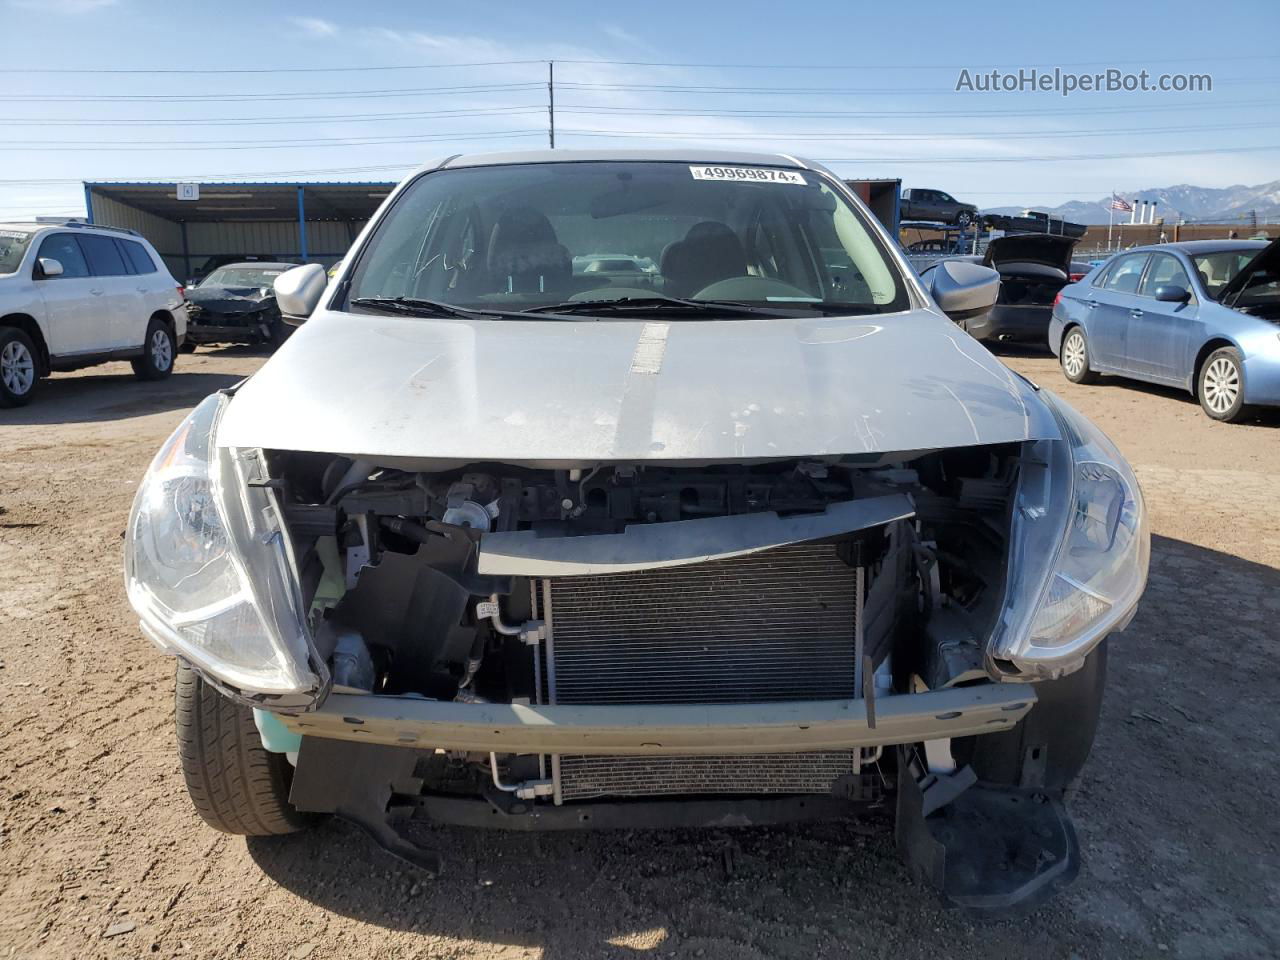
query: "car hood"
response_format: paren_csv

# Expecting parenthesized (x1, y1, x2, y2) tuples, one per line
(1219, 237, 1280, 304)
(215, 307, 1060, 465)
(188, 286, 273, 313)
(982, 235, 1078, 273)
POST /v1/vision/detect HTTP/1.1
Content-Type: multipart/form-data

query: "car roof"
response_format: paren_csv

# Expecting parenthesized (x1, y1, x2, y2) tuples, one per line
(1115, 239, 1269, 256)
(432, 148, 809, 172)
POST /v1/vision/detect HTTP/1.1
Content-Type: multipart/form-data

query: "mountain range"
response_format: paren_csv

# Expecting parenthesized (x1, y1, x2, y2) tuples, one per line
(982, 179, 1280, 225)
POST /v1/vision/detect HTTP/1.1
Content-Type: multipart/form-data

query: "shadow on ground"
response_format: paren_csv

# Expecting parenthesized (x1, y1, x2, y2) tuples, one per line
(247, 535, 1280, 958)
(0, 369, 246, 426)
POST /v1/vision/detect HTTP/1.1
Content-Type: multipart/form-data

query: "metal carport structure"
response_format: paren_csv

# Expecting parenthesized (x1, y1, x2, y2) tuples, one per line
(82, 181, 396, 281)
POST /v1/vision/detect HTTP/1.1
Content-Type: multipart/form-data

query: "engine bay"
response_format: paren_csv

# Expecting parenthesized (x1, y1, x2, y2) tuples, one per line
(270, 446, 1021, 713)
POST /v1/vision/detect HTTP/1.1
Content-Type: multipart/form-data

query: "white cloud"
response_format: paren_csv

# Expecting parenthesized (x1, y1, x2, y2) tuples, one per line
(8, 0, 117, 12)
(291, 16, 338, 37)
(600, 24, 644, 47)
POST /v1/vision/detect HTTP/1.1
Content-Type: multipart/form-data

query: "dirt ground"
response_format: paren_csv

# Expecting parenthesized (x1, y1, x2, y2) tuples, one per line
(2, 344, 1278, 960)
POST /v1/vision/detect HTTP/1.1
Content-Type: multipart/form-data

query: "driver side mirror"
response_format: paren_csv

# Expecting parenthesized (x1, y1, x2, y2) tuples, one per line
(927, 259, 1001, 322)
(1153, 284, 1191, 304)
(273, 263, 328, 325)
(37, 257, 64, 279)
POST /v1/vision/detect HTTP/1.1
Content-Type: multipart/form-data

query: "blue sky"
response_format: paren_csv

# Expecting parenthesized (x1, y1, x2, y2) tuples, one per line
(1, 0, 1277, 220)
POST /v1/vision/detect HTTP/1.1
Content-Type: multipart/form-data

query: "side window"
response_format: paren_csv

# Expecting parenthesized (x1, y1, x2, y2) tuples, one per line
(937, 192, 955, 203)
(79, 234, 129, 277)
(36, 233, 90, 279)
(1103, 254, 1148, 295)
(121, 239, 157, 275)
(1138, 253, 1191, 297)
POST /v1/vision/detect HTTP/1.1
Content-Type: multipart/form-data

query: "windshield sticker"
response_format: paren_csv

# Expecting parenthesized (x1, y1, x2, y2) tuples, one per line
(689, 166, 806, 186)
(0, 230, 31, 239)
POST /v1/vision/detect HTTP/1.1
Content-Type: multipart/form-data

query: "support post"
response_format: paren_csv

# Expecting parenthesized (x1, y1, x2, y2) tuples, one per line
(548, 60, 555, 149)
(297, 186, 309, 262)
(83, 184, 94, 224)
(180, 220, 191, 282)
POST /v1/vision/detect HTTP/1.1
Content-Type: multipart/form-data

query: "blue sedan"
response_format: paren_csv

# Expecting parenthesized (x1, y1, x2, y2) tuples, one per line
(1048, 239, 1280, 421)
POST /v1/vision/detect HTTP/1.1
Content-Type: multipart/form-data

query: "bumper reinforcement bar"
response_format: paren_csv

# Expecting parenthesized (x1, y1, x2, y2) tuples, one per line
(276, 684, 1036, 755)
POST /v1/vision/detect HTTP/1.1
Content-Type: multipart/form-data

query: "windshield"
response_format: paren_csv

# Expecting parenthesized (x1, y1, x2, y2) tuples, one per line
(202, 266, 289, 288)
(1192, 248, 1268, 301)
(347, 162, 908, 316)
(0, 229, 34, 275)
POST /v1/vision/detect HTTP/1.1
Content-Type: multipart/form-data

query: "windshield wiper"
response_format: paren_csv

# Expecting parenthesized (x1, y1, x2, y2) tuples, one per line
(520, 295, 798, 318)
(349, 296, 549, 321)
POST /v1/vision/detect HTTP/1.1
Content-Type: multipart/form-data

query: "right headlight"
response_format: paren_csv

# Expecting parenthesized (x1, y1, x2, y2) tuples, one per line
(989, 391, 1150, 680)
(124, 392, 323, 704)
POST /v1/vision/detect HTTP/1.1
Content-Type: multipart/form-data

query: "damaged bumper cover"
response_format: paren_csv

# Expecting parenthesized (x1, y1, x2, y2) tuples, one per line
(275, 683, 1036, 754)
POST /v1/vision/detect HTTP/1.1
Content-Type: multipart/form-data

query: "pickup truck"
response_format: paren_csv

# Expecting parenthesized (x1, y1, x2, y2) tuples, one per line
(901, 188, 978, 227)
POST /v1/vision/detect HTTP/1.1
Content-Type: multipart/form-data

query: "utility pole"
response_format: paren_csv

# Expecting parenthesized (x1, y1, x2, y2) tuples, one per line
(548, 60, 556, 149)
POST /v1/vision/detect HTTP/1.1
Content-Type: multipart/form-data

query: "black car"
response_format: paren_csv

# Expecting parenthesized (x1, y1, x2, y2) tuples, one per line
(183, 262, 299, 350)
(922, 235, 1079, 344)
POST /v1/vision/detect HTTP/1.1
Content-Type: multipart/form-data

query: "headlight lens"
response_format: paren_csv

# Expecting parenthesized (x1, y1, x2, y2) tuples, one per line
(991, 391, 1150, 679)
(124, 393, 322, 700)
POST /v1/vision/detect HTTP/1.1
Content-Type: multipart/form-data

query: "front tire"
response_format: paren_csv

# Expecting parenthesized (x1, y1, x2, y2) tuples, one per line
(1198, 347, 1247, 422)
(955, 210, 973, 229)
(175, 662, 314, 836)
(0, 327, 39, 407)
(131, 319, 176, 381)
(1060, 327, 1099, 384)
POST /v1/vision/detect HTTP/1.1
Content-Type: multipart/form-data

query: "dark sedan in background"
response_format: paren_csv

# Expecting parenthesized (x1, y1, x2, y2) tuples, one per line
(921, 234, 1079, 344)
(1049, 239, 1280, 421)
(184, 262, 298, 350)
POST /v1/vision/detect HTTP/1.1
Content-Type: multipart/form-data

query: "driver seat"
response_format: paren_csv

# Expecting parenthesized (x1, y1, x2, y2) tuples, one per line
(486, 207, 572, 294)
(660, 221, 747, 297)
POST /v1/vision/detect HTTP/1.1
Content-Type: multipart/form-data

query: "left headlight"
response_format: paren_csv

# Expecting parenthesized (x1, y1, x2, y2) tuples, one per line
(124, 393, 323, 702)
(989, 391, 1150, 680)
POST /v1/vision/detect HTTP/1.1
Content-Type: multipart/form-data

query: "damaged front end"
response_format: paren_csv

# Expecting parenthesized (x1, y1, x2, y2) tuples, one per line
(124, 388, 1146, 908)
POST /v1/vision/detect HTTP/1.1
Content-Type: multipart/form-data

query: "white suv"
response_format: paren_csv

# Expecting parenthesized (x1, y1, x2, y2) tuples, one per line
(0, 221, 187, 407)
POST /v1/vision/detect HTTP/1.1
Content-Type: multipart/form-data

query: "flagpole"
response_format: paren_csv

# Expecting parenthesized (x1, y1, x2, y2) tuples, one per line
(1108, 192, 1114, 251)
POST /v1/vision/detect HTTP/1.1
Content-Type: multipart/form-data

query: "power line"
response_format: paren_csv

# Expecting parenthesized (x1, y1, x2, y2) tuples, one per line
(559, 121, 1266, 142)
(5, 83, 544, 104)
(5, 131, 547, 152)
(0, 108, 546, 127)
(551, 54, 1280, 70)
(556, 98, 1272, 119)
(0, 163, 420, 185)
(557, 78, 1276, 95)
(3, 53, 1268, 74)
(0, 60, 544, 75)
(813, 144, 1280, 164)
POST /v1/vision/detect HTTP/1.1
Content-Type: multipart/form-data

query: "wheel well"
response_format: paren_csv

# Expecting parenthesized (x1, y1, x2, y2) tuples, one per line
(1191, 338, 1236, 397)
(1059, 321, 1082, 352)
(0, 313, 50, 375)
(150, 309, 175, 331)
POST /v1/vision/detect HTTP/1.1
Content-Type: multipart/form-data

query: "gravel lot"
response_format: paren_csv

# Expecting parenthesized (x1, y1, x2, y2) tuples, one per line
(1, 345, 1278, 960)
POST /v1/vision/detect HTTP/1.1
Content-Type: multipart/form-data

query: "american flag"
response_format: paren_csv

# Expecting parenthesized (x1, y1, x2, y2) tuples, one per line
(1110, 194, 1134, 212)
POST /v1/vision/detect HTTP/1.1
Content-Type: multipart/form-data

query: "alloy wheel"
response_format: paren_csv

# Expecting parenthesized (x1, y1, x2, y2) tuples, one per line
(1203, 356, 1240, 414)
(1, 339, 35, 396)
(1062, 332, 1087, 379)
(151, 329, 174, 372)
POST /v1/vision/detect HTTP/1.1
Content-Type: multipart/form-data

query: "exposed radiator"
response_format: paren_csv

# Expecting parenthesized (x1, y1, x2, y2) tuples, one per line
(538, 542, 868, 803)
(556, 753, 861, 802)
(543, 544, 859, 705)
